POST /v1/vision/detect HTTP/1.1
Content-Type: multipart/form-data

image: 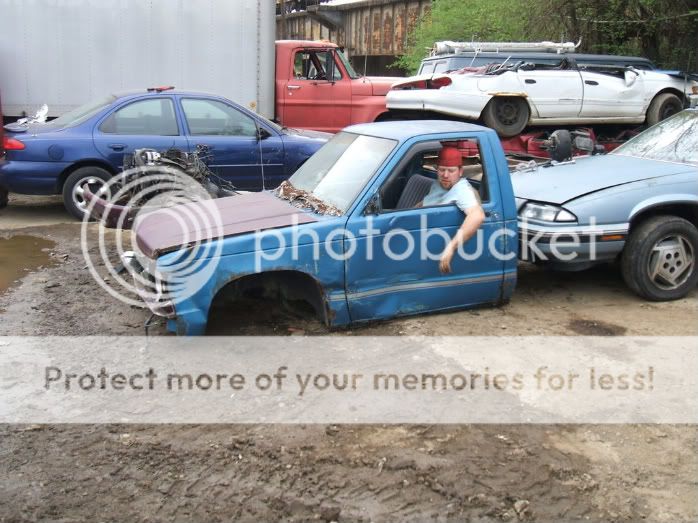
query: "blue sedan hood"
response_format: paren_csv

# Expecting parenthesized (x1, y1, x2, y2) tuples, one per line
(282, 127, 332, 140)
(511, 154, 695, 204)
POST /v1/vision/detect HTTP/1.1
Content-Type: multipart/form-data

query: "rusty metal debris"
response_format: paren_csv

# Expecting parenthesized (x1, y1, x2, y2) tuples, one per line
(274, 180, 342, 216)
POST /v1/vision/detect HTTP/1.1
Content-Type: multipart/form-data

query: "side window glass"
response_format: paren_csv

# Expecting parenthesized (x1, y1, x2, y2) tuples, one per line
(293, 50, 341, 81)
(378, 140, 489, 213)
(99, 98, 178, 135)
(433, 61, 450, 73)
(181, 98, 257, 137)
(420, 62, 434, 74)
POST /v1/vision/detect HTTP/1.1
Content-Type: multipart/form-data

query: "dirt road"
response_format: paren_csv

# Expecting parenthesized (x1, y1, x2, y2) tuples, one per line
(1, 198, 696, 522)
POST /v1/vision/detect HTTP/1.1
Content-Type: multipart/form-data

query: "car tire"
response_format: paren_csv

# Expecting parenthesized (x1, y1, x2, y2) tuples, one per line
(482, 97, 530, 138)
(0, 188, 8, 209)
(62, 166, 112, 220)
(646, 93, 683, 126)
(621, 215, 698, 301)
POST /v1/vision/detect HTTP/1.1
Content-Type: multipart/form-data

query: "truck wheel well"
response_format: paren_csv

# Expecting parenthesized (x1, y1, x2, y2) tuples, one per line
(207, 270, 329, 331)
(630, 203, 698, 231)
(57, 160, 116, 193)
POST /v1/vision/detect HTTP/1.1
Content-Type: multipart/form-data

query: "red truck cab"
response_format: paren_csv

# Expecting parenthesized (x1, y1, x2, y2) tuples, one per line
(275, 40, 395, 133)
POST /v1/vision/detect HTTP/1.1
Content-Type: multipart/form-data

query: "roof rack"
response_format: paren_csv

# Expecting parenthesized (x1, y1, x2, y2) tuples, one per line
(431, 40, 581, 56)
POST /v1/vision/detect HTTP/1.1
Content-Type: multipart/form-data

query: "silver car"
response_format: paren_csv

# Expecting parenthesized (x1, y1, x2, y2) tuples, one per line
(513, 109, 698, 301)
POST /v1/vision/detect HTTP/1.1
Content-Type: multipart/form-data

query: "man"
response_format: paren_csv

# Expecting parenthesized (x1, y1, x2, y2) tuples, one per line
(422, 144, 486, 273)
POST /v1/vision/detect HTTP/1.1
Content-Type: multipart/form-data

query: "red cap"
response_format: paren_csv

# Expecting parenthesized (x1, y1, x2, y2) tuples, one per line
(438, 145, 462, 167)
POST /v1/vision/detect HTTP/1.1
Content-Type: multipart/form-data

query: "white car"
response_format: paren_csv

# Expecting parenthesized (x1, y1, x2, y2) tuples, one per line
(386, 57, 698, 137)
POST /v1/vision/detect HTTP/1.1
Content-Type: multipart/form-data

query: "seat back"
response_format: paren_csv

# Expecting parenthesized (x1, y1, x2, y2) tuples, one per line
(395, 174, 434, 210)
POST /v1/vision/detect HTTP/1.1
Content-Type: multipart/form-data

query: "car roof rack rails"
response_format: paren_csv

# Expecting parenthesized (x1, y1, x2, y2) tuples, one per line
(147, 86, 176, 93)
(431, 40, 582, 56)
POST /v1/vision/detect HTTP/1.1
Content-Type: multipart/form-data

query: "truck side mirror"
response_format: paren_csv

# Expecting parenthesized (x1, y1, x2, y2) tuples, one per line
(364, 193, 381, 215)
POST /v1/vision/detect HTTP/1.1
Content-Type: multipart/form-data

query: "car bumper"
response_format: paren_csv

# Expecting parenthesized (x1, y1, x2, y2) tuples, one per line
(0, 159, 69, 194)
(518, 220, 628, 269)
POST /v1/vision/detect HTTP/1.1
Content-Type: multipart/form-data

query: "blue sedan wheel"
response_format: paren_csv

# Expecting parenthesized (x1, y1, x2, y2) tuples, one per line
(0, 188, 7, 209)
(622, 216, 698, 301)
(62, 167, 112, 220)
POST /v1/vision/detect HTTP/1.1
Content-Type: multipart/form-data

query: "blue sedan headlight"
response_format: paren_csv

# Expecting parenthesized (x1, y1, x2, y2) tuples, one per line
(520, 202, 577, 222)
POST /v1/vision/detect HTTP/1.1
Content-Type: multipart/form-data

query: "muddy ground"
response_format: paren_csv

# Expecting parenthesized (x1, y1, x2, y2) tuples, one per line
(1, 195, 697, 522)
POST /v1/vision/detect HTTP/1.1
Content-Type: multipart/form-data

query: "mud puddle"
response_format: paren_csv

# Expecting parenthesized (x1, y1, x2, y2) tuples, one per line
(0, 235, 58, 295)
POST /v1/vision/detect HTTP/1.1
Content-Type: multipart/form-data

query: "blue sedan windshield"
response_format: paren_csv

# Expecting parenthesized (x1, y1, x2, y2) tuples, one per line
(613, 110, 698, 166)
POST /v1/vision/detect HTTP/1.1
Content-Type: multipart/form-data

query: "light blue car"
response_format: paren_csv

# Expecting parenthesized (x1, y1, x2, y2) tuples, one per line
(513, 109, 698, 301)
(123, 121, 518, 335)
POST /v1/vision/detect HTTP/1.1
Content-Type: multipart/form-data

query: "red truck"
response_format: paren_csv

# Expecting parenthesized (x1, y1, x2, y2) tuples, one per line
(274, 40, 397, 133)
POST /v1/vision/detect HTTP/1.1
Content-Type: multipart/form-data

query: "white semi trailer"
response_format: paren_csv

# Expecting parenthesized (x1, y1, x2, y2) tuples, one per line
(0, 0, 276, 119)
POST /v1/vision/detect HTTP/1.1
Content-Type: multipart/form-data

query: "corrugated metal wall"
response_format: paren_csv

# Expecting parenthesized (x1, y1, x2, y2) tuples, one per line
(277, 0, 431, 59)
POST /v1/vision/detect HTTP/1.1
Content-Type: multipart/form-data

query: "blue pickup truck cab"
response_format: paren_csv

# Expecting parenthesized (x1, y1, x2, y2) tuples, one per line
(123, 121, 518, 335)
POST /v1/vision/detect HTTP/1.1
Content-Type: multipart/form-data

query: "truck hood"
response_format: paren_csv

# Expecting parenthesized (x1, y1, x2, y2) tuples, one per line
(512, 154, 696, 205)
(134, 192, 317, 258)
(364, 76, 399, 96)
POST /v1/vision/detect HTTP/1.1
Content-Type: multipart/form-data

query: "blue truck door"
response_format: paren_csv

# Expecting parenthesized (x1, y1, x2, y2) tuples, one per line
(343, 137, 508, 323)
(179, 97, 285, 191)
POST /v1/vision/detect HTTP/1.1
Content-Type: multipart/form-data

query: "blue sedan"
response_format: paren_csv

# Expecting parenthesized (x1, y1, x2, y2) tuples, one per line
(0, 87, 330, 218)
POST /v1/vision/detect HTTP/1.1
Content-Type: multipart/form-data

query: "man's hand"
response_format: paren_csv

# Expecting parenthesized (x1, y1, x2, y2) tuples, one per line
(439, 244, 456, 273)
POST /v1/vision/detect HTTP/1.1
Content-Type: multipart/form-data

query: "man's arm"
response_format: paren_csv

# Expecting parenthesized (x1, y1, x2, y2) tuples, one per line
(439, 204, 486, 274)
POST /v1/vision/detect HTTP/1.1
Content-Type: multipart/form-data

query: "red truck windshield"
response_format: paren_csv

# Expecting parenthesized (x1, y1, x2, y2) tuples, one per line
(337, 49, 361, 79)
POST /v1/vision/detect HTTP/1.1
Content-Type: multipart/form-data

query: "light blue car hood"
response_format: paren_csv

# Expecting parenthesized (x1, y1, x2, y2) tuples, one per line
(511, 154, 696, 205)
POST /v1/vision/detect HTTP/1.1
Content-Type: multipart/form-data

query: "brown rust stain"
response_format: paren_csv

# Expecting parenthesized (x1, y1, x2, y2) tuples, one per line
(394, 5, 406, 54)
(406, 5, 420, 36)
(371, 11, 382, 54)
(382, 9, 393, 55)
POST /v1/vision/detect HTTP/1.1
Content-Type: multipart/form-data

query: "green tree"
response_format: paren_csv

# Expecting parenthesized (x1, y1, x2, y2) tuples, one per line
(395, 0, 545, 74)
(397, 0, 697, 73)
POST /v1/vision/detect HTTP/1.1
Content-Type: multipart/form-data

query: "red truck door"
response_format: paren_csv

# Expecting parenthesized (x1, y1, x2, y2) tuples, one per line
(280, 48, 351, 133)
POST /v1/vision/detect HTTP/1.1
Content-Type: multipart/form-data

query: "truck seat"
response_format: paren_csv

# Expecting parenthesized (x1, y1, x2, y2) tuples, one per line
(395, 174, 434, 209)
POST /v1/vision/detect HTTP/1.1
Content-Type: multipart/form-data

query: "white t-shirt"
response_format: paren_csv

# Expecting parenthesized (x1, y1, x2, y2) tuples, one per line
(422, 179, 479, 212)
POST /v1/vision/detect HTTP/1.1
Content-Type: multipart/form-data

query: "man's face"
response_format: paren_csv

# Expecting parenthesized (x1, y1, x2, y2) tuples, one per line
(437, 165, 463, 190)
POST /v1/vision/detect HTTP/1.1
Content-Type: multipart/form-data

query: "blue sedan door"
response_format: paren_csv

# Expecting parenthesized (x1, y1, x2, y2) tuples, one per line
(179, 97, 285, 191)
(93, 97, 188, 169)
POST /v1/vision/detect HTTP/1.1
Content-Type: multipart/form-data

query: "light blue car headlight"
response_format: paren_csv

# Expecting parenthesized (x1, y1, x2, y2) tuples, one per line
(520, 202, 577, 222)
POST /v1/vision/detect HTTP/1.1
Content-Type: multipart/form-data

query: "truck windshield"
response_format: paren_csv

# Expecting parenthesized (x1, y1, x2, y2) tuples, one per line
(337, 49, 361, 79)
(612, 110, 698, 166)
(47, 95, 117, 129)
(284, 131, 396, 214)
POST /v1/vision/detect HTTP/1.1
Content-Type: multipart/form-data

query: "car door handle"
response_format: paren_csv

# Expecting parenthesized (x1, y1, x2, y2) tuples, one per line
(524, 79, 536, 84)
(108, 143, 126, 151)
(585, 80, 599, 86)
(196, 144, 215, 150)
(287, 85, 301, 90)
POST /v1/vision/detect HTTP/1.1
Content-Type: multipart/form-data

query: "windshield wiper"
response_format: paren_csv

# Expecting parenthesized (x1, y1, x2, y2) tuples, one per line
(274, 180, 342, 216)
